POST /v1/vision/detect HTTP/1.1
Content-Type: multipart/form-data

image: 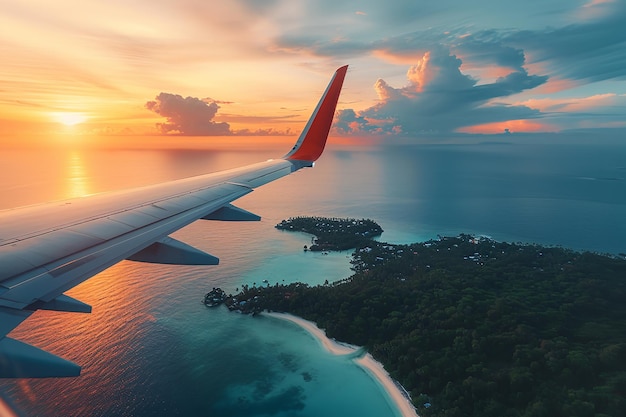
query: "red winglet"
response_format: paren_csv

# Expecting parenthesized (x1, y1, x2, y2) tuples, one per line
(284, 65, 348, 162)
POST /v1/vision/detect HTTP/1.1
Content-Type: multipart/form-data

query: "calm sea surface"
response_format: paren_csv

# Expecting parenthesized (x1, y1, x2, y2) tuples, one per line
(0, 135, 624, 416)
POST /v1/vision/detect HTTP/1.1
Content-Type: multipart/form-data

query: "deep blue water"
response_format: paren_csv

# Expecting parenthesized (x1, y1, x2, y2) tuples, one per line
(0, 136, 624, 416)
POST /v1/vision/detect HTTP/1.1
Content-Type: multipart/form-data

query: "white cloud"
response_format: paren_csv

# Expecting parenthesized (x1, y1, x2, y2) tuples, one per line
(336, 48, 546, 135)
(145, 93, 231, 135)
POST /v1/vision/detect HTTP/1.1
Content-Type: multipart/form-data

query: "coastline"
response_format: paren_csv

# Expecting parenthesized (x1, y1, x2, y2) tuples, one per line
(264, 312, 419, 417)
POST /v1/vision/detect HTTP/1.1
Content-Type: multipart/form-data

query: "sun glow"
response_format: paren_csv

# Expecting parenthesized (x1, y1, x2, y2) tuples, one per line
(52, 112, 88, 126)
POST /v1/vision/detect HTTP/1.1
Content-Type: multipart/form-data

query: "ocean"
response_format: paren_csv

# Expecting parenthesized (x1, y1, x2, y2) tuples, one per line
(0, 134, 624, 416)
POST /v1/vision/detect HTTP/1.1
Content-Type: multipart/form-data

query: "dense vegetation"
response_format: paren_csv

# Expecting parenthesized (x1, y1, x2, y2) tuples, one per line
(232, 219, 626, 417)
(275, 216, 383, 251)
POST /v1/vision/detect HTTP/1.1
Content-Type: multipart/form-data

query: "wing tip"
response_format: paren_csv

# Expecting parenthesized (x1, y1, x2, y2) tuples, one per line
(284, 65, 349, 164)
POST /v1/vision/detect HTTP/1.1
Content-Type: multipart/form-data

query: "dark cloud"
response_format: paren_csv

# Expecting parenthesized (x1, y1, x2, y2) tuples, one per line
(451, 33, 526, 70)
(501, 3, 626, 82)
(337, 48, 546, 135)
(333, 108, 380, 135)
(145, 93, 231, 135)
(274, 1, 625, 86)
(473, 70, 547, 99)
(383, 3, 626, 84)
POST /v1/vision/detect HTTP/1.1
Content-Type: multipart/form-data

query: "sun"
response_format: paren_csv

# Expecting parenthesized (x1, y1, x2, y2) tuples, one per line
(52, 112, 88, 126)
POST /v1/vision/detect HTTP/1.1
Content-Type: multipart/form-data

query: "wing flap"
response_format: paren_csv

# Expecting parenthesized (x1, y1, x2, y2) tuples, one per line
(128, 236, 219, 265)
(27, 294, 92, 313)
(201, 204, 261, 221)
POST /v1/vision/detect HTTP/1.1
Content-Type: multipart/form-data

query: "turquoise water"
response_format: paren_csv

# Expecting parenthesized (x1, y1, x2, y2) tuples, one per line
(1, 136, 625, 416)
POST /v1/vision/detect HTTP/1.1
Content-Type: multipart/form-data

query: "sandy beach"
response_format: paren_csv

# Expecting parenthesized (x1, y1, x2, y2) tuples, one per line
(265, 312, 419, 417)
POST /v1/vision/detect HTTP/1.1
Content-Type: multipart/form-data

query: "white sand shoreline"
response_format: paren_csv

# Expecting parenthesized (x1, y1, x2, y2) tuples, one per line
(264, 311, 419, 417)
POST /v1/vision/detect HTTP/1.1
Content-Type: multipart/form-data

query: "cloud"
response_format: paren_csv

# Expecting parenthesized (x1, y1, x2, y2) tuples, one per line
(232, 127, 294, 136)
(144, 94, 299, 136)
(515, 93, 626, 130)
(214, 113, 299, 124)
(520, 94, 618, 113)
(445, 2, 626, 85)
(145, 93, 231, 135)
(265, 1, 624, 134)
(453, 35, 526, 71)
(482, 4, 626, 84)
(333, 108, 384, 135)
(336, 48, 547, 135)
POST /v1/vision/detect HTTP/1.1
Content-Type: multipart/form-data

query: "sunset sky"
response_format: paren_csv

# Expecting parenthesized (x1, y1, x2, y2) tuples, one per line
(1, 0, 625, 144)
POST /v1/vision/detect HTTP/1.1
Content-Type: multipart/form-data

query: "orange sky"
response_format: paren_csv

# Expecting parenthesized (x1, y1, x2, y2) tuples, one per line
(2, 0, 625, 146)
(0, 2, 354, 145)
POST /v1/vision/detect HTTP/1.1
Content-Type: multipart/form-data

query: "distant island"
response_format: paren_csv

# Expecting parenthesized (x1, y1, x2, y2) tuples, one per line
(275, 216, 383, 251)
(220, 217, 626, 417)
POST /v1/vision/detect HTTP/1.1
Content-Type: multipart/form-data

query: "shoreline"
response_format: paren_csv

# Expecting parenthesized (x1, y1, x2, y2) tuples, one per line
(264, 311, 419, 417)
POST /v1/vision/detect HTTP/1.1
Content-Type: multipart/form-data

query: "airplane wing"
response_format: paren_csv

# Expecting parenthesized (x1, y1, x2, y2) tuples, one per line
(0, 65, 348, 378)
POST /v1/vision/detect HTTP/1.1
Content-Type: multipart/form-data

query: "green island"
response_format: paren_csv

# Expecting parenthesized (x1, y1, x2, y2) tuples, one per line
(224, 217, 626, 417)
(275, 216, 383, 251)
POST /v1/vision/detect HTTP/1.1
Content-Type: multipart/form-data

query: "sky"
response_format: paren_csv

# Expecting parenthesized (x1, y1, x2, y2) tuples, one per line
(1, 0, 625, 145)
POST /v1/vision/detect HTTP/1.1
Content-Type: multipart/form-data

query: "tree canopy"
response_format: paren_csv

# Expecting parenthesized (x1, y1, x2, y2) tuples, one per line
(230, 219, 626, 417)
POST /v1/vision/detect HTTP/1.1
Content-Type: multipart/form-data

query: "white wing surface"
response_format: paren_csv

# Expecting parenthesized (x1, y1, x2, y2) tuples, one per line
(0, 65, 348, 378)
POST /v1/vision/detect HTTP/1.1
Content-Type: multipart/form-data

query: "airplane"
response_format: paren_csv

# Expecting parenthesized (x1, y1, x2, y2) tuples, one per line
(0, 65, 348, 378)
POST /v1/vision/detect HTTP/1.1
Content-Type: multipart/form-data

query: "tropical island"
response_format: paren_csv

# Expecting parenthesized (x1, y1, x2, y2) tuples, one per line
(275, 216, 383, 251)
(222, 217, 626, 417)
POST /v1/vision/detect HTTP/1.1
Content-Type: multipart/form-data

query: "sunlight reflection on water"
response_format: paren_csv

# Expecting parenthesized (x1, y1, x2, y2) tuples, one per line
(65, 151, 91, 199)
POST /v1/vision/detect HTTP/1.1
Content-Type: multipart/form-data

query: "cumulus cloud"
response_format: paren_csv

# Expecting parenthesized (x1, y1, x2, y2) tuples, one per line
(336, 48, 546, 135)
(334, 108, 381, 135)
(145, 93, 231, 135)
(261, 0, 625, 134)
